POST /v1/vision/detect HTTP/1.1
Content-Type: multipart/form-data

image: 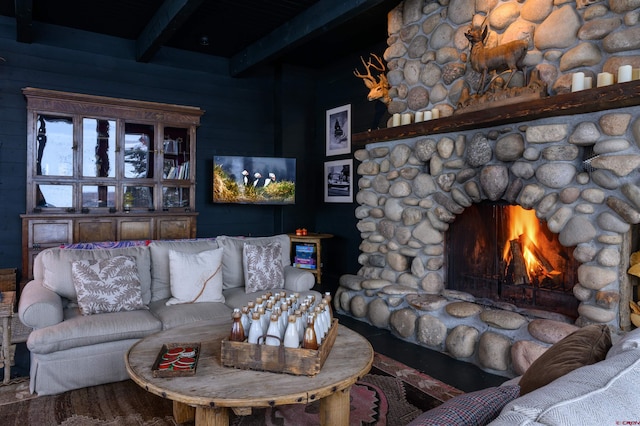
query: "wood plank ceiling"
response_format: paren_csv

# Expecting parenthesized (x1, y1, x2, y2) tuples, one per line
(1, 0, 400, 75)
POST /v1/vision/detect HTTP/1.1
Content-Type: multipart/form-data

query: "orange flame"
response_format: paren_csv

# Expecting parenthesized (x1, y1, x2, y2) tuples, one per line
(502, 206, 543, 280)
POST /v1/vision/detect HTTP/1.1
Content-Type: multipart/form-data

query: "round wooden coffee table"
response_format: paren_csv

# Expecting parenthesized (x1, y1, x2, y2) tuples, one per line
(125, 320, 373, 426)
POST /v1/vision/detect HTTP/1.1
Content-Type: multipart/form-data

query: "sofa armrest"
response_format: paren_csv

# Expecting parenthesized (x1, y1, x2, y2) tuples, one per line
(283, 265, 315, 292)
(18, 279, 64, 329)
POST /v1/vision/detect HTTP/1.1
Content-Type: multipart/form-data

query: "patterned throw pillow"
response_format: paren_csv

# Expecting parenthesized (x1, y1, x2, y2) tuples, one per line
(408, 385, 521, 426)
(243, 242, 284, 293)
(166, 248, 225, 305)
(71, 255, 146, 315)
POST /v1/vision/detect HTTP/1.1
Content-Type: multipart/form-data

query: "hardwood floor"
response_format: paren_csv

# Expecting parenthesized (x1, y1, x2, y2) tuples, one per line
(336, 313, 508, 392)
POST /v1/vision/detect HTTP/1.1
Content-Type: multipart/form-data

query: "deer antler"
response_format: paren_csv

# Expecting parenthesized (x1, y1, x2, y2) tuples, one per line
(354, 54, 390, 104)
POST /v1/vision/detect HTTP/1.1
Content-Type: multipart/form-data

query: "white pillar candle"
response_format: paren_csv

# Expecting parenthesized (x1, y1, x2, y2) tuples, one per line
(571, 72, 585, 92)
(431, 108, 440, 119)
(597, 72, 614, 87)
(401, 113, 411, 125)
(392, 113, 401, 127)
(633, 69, 640, 81)
(423, 111, 432, 121)
(415, 111, 424, 122)
(583, 76, 592, 89)
(618, 65, 632, 83)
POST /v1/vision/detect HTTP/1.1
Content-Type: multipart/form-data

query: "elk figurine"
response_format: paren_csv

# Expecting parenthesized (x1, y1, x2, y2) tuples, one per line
(354, 54, 391, 105)
(465, 25, 529, 93)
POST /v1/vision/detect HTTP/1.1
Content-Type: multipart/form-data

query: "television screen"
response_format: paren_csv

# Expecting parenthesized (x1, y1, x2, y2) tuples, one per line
(213, 155, 296, 204)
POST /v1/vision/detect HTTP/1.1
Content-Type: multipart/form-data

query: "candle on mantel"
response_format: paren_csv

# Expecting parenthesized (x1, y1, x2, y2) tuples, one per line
(618, 65, 632, 83)
(415, 111, 424, 122)
(392, 113, 401, 127)
(597, 72, 614, 87)
(584, 76, 592, 89)
(401, 113, 412, 125)
(633, 69, 640, 81)
(571, 72, 585, 92)
(431, 108, 440, 119)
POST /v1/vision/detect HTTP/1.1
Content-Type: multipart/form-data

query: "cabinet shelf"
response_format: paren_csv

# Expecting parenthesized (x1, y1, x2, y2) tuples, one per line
(353, 80, 640, 147)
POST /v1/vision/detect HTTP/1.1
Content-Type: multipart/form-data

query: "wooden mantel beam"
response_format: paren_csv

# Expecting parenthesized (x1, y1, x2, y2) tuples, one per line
(229, 0, 388, 77)
(14, 0, 33, 43)
(352, 80, 640, 147)
(136, 0, 205, 63)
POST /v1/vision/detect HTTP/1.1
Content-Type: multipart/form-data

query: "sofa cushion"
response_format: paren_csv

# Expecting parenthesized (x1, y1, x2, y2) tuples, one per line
(41, 246, 152, 304)
(149, 299, 233, 330)
(518, 324, 611, 395)
(408, 385, 520, 426)
(72, 256, 147, 315)
(490, 349, 640, 425)
(27, 309, 161, 354)
(166, 248, 225, 305)
(607, 327, 640, 359)
(148, 239, 219, 302)
(243, 241, 284, 293)
(216, 234, 291, 289)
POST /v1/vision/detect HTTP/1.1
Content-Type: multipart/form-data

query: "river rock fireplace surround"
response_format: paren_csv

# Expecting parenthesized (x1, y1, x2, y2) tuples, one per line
(336, 94, 640, 377)
(335, 0, 640, 378)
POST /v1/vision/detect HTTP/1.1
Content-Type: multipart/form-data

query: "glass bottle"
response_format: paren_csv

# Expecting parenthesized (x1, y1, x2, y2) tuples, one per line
(314, 306, 326, 343)
(302, 313, 318, 350)
(240, 306, 251, 332)
(258, 306, 269, 334)
(229, 308, 245, 342)
(324, 292, 334, 322)
(295, 310, 305, 342)
(265, 313, 281, 346)
(248, 311, 263, 344)
(283, 315, 300, 348)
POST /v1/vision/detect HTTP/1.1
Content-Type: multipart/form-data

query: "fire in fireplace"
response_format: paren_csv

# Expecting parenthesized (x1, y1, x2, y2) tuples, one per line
(447, 202, 579, 318)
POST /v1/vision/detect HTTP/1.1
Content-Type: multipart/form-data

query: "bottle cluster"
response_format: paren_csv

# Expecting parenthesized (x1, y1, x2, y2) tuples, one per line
(229, 291, 333, 350)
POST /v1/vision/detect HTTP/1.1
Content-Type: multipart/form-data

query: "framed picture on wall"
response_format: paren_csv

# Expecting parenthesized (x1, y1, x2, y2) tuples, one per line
(325, 104, 351, 156)
(324, 159, 353, 203)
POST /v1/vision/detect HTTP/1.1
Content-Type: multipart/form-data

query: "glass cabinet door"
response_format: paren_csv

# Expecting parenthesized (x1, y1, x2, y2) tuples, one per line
(124, 123, 154, 179)
(36, 114, 74, 177)
(83, 118, 116, 178)
(162, 127, 190, 180)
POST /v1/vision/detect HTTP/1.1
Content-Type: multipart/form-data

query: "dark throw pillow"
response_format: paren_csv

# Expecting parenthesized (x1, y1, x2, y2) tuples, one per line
(518, 323, 612, 395)
(408, 385, 521, 426)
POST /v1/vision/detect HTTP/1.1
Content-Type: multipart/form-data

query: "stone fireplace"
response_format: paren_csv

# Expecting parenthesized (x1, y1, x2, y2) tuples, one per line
(335, 0, 640, 377)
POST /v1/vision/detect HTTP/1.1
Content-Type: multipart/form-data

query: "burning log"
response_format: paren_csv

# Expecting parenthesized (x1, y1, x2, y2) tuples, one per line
(518, 233, 558, 276)
(509, 238, 529, 285)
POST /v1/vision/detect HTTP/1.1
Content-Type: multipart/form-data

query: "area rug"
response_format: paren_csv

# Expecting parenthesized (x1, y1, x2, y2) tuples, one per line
(0, 353, 463, 426)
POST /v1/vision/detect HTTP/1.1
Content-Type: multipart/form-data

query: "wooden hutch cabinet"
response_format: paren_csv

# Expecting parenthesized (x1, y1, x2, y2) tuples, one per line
(21, 88, 203, 279)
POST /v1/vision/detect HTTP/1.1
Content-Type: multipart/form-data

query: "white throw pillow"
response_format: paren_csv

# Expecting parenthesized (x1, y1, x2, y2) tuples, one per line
(166, 248, 225, 305)
(243, 242, 284, 293)
(71, 255, 146, 315)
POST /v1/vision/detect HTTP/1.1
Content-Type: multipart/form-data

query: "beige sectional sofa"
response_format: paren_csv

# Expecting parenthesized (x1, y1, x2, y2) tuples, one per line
(18, 235, 317, 395)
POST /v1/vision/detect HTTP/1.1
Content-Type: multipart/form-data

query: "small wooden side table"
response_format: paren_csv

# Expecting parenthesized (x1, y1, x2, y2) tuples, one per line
(0, 291, 16, 384)
(288, 233, 333, 284)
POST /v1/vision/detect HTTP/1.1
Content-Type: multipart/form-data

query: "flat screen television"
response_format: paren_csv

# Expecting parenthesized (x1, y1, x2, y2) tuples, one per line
(213, 155, 296, 205)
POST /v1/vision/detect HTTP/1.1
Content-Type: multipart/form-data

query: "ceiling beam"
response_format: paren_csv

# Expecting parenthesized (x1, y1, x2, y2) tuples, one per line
(14, 0, 33, 43)
(229, 0, 389, 77)
(136, 0, 205, 62)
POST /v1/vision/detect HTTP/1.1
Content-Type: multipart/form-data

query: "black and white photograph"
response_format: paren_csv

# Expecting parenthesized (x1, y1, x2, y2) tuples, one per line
(324, 159, 353, 203)
(325, 104, 351, 156)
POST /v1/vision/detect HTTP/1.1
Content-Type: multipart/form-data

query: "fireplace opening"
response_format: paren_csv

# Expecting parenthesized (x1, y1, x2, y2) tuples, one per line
(446, 202, 580, 318)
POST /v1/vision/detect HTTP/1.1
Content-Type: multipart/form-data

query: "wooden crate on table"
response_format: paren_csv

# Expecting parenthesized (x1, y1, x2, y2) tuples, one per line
(221, 318, 338, 376)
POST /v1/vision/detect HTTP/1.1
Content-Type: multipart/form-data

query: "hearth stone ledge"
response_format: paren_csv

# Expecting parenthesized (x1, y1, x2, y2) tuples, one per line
(338, 107, 640, 378)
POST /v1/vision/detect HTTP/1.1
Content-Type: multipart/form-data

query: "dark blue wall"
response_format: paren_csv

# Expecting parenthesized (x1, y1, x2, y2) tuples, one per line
(0, 16, 385, 288)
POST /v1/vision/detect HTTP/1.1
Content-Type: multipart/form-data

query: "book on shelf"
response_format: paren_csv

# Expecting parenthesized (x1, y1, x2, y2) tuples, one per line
(294, 243, 317, 269)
